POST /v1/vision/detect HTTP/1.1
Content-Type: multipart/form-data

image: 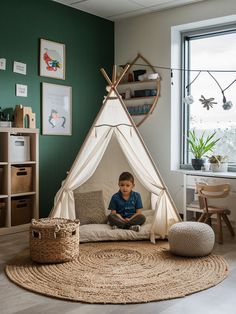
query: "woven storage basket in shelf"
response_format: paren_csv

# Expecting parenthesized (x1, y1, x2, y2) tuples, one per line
(30, 218, 80, 263)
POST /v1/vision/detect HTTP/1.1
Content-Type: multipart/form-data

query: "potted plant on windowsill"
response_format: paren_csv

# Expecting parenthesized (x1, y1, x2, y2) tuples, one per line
(187, 130, 220, 170)
(208, 155, 228, 172)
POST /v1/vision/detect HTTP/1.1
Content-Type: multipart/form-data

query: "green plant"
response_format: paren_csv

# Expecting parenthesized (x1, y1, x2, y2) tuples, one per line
(187, 130, 220, 159)
(208, 155, 228, 164)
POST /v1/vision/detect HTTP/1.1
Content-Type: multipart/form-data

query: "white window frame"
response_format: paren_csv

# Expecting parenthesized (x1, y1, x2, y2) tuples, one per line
(182, 25, 236, 166)
(170, 15, 236, 171)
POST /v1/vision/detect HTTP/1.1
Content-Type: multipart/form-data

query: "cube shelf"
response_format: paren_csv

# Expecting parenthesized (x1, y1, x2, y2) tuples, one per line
(0, 127, 39, 234)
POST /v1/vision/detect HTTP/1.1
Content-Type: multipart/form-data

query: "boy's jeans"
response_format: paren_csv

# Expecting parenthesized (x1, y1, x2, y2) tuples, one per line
(108, 213, 146, 229)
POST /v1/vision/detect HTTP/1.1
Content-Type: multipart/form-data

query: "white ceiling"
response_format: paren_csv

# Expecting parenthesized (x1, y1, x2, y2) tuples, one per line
(53, 0, 205, 21)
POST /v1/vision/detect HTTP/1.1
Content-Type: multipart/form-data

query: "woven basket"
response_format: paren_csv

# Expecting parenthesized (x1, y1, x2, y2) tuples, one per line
(30, 218, 80, 263)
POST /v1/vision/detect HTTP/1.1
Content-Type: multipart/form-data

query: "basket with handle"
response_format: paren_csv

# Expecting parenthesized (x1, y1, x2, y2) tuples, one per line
(30, 218, 80, 263)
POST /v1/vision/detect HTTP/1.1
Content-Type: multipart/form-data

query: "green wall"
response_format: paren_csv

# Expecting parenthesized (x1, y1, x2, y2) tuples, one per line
(0, 0, 114, 217)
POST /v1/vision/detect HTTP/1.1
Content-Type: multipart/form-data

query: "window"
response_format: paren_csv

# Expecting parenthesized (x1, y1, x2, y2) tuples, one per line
(182, 26, 236, 167)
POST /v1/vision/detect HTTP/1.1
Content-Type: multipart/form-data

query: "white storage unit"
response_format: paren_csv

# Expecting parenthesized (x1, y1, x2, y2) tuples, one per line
(9, 135, 30, 162)
(182, 171, 236, 223)
(0, 127, 39, 235)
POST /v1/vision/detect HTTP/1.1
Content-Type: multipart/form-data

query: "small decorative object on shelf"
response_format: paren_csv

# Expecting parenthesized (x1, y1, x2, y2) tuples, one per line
(14, 105, 36, 128)
(128, 72, 134, 82)
(208, 155, 228, 172)
(117, 53, 161, 127)
(0, 107, 13, 127)
(127, 103, 152, 116)
(133, 69, 146, 81)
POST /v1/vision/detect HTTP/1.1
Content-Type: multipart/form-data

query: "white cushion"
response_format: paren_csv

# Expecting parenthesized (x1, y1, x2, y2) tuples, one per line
(168, 222, 215, 257)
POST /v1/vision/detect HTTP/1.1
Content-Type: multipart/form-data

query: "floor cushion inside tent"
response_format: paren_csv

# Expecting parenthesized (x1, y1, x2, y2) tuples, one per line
(79, 210, 155, 243)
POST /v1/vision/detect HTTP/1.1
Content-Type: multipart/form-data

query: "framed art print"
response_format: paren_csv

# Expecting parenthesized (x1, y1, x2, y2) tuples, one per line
(42, 83, 72, 135)
(40, 39, 65, 80)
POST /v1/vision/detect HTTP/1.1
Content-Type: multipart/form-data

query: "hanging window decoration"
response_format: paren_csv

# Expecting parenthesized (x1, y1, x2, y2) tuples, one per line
(181, 69, 236, 110)
(183, 70, 201, 105)
(208, 71, 235, 111)
(183, 94, 194, 105)
(199, 95, 217, 110)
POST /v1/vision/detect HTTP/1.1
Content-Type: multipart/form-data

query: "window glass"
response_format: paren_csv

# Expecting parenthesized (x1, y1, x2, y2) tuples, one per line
(183, 30, 236, 165)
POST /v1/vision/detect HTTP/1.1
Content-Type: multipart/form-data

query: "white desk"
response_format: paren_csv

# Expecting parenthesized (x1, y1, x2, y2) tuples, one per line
(176, 170, 236, 222)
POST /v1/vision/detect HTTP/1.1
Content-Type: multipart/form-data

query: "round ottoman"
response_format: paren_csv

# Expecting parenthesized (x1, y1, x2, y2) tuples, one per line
(168, 222, 215, 257)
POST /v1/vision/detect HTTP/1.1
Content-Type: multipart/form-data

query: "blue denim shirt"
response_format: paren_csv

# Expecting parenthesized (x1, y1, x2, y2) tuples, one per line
(108, 190, 143, 218)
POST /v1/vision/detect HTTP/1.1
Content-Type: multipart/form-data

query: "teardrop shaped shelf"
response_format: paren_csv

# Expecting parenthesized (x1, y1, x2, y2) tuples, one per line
(117, 53, 161, 127)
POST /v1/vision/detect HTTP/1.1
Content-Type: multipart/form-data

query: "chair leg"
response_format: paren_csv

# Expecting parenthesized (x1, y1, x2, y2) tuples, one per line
(222, 214, 235, 237)
(207, 217, 212, 226)
(198, 213, 206, 222)
(216, 214, 223, 244)
(205, 215, 212, 226)
(204, 213, 212, 224)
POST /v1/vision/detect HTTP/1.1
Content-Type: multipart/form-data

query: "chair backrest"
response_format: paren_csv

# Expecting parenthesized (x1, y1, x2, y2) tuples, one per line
(196, 183, 230, 199)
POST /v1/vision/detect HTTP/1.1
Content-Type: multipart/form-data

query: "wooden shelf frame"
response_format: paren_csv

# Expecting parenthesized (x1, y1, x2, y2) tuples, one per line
(0, 127, 39, 234)
(117, 53, 161, 127)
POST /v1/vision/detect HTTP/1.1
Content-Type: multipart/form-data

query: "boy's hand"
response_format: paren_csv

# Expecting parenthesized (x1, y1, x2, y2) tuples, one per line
(124, 217, 130, 222)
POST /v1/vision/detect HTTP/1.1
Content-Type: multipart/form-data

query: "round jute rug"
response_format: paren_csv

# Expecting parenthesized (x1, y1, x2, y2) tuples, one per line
(5, 241, 228, 304)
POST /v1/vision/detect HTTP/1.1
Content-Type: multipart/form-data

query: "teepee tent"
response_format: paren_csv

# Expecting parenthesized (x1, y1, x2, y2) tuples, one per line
(50, 65, 181, 242)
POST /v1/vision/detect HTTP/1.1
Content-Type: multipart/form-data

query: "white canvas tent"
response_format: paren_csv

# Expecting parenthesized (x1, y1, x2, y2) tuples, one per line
(50, 66, 181, 242)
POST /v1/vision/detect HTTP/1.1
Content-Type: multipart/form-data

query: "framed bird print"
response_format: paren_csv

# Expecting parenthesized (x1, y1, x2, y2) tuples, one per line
(42, 83, 72, 135)
(40, 39, 65, 80)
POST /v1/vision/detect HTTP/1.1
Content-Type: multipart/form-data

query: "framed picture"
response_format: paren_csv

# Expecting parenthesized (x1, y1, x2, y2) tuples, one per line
(42, 83, 72, 135)
(40, 39, 65, 80)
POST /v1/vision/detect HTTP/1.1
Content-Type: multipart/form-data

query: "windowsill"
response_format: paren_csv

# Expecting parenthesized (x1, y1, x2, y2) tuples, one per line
(173, 168, 236, 178)
(179, 163, 236, 172)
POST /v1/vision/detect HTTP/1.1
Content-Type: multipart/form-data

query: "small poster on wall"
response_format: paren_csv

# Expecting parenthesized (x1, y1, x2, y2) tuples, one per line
(16, 84, 28, 97)
(40, 39, 65, 80)
(13, 61, 27, 75)
(42, 83, 72, 135)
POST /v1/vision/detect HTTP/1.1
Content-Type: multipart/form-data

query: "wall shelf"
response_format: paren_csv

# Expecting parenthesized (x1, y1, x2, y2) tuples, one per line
(117, 53, 161, 127)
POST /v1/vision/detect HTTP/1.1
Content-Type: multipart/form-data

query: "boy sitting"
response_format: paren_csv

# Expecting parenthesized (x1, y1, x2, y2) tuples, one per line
(108, 172, 146, 232)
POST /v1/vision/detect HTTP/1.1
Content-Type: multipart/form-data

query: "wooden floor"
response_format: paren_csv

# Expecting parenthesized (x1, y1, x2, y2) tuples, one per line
(1, 229, 236, 314)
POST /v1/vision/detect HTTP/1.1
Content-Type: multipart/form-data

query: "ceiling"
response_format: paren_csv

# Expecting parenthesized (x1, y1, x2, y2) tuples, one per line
(53, 0, 205, 21)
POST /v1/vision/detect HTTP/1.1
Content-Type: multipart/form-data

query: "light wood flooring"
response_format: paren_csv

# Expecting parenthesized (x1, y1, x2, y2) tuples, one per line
(1, 229, 236, 314)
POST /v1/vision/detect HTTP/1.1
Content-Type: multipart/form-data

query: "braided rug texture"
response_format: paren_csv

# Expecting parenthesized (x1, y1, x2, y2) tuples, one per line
(5, 241, 228, 304)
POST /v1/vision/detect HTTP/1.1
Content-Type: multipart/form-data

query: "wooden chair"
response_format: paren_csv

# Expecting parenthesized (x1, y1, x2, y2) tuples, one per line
(196, 183, 235, 244)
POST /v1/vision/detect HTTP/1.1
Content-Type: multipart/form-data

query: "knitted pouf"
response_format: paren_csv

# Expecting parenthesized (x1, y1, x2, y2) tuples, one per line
(168, 222, 215, 257)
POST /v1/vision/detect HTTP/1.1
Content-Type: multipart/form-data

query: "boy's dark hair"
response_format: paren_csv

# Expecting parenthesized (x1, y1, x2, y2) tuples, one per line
(119, 172, 134, 184)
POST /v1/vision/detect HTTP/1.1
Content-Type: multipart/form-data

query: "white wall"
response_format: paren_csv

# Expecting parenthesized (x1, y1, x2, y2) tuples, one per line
(115, 0, 236, 213)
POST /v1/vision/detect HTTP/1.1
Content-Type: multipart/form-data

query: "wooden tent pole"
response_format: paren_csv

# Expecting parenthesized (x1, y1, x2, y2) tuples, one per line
(100, 68, 113, 86)
(112, 65, 117, 84)
(101, 64, 130, 89)
(114, 64, 130, 87)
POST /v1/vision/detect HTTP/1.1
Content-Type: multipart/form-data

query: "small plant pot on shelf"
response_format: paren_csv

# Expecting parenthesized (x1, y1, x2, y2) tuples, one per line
(191, 158, 204, 170)
(210, 162, 228, 172)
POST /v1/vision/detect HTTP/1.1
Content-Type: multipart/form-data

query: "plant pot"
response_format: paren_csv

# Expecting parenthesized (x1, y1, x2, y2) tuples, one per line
(191, 158, 204, 170)
(210, 162, 228, 172)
